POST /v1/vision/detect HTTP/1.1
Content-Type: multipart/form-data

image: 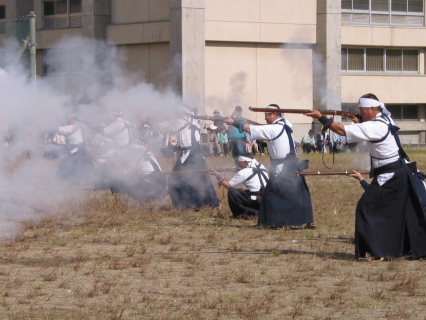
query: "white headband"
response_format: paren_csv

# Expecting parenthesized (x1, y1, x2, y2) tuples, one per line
(265, 105, 279, 110)
(238, 155, 253, 162)
(265, 105, 285, 118)
(358, 98, 391, 116)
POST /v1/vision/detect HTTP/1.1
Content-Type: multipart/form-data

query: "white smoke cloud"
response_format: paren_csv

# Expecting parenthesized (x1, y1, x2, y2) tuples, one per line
(0, 36, 186, 239)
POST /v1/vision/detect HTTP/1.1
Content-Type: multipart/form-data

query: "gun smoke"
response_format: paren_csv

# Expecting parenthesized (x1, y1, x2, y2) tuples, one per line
(0, 36, 193, 240)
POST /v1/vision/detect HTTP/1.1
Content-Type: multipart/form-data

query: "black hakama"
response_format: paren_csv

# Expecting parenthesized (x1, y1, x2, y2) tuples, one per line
(257, 156, 313, 228)
(355, 160, 426, 259)
(168, 149, 219, 210)
(56, 149, 95, 186)
(227, 188, 261, 218)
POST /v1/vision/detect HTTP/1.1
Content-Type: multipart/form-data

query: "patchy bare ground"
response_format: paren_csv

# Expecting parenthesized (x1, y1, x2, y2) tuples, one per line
(0, 152, 425, 319)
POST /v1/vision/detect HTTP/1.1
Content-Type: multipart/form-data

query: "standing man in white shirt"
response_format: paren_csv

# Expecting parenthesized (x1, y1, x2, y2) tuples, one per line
(305, 93, 426, 260)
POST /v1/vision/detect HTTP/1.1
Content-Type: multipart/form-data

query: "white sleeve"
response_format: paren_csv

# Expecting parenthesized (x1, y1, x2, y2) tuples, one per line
(345, 121, 389, 143)
(250, 125, 279, 141)
(229, 170, 249, 188)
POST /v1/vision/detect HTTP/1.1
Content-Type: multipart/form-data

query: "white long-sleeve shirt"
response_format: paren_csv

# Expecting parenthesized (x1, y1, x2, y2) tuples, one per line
(229, 159, 269, 199)
(345, 113, 399, 169)
(250, 118, 294, 175)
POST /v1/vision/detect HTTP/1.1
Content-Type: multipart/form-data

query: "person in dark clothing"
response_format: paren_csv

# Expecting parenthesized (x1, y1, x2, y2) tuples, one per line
(159, 106, 219, 210)
(316, 127, 332, 153)
(306, 93, 426, 260)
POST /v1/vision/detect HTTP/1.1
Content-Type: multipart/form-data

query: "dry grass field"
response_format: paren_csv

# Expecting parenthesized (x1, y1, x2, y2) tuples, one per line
(0, 150, 426, 319)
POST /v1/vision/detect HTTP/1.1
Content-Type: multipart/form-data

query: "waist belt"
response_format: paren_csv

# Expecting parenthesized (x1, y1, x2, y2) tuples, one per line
(372, 159, 403, 177)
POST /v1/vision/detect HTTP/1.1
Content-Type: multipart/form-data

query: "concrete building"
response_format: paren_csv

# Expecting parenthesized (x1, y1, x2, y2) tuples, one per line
(0, 0, 425, 145)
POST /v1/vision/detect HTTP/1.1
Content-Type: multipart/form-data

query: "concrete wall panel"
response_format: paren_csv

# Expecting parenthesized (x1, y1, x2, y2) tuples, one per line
(36, 29, 84, 49)
(342, 75, 426, 104)
(116, 42, 170, 88)
(205, 0, 316, 25)
(256, 45, 313, 125)
(111, 0, 149, 24)
(111, 0, 168, 24)
(391, 27, 426, 47)
(261, 24, 316, 44)
(205, 21, 260, 42)
(205, 42, 313, 132)
(205, 42, 258, 118)
(205, 0, 261, 22)
(106, 22, 169, 45)
(148, 0, 169, 21)
(343, 25, 426, 47)
(261, 0, 316, 24)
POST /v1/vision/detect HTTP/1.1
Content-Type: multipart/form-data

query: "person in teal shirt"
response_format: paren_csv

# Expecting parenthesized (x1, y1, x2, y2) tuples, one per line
(228, 106, 246, 166)
(217, 127, 229, 156)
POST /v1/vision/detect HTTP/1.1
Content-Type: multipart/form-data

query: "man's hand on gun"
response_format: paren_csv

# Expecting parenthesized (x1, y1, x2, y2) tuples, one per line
(209, 169, 230, 188)
(348, 170, 365, 182)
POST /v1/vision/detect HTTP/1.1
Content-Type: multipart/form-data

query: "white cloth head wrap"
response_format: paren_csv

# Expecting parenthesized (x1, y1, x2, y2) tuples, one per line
(358, 98, 391, 117)
(265, 105, 285, 118)
(238, 155, 253, 162)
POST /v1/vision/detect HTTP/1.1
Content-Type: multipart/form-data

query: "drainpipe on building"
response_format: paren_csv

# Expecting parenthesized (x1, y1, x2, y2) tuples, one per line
(28, 11, 36, 82)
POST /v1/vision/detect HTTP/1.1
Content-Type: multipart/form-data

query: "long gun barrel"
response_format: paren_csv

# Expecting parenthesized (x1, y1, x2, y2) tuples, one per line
(297, 170, 370, 176)
(248, 107, 358, 119)
(191, 115, 261, 126)
(150, 168, 238, 176)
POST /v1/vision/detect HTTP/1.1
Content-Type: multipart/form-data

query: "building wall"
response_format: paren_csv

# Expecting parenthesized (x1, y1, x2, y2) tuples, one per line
(205, 0, 316, 43)
(111, 0, 169, 24)
(342, 25, 426, 47)
(341, 22, 426, 141)
(114, 42, 171, 87)
(205, 42, 313, 125)
(2, 0, 426, 143)
(204, 0, 316, 138)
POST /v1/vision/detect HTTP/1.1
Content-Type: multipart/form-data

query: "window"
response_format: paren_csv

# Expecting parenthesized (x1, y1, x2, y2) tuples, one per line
(43, 48, 83, 75)
(341, 48, 419, 73)
(342, 0, 424, 25)
(42, 0, 82, 29)
(387, 105, 419, 120)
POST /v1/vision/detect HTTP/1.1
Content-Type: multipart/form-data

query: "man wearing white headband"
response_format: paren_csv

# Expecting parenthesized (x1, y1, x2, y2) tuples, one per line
(210, 155, 269, 218)
(224, 104, 315, 228)
(305, 93, 426, 261)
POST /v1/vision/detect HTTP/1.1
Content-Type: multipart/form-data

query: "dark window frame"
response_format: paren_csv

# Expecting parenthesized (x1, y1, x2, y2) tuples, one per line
(42, 0, 82, 29)
(342, 0, 424, 26)
(341, 47, 419, 73)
